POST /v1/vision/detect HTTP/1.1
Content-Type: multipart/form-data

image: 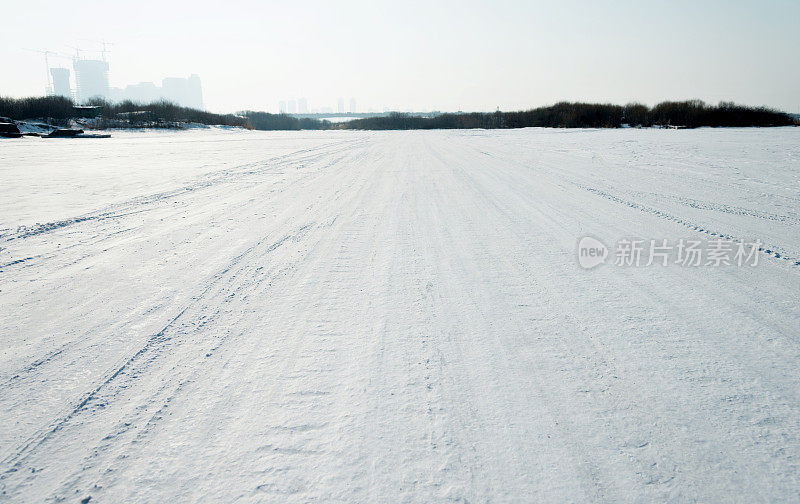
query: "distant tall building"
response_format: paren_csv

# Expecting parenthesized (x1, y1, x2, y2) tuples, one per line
(349, 98, 356, 114)
(49, 68, 71, 98)
(124, 82, 160, 104)
(162, 75, 204, 109)
(288, 99, 297, 114)
(298, 97, 308, 114)
(73, 59, 109, 103)
(115, 75, 204, 108)
(187, 74, 203, 109)
(337, 97, 345, 114)
(108, 87, 124, 102)
(162, 78, 188, 105)
(279, 101, 287, 113)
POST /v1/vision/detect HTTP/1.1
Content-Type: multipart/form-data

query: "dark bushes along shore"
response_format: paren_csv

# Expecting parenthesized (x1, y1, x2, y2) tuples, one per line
(1, 96, 793, 131)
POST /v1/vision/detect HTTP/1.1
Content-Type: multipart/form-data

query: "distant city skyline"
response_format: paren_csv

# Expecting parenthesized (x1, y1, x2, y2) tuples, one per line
(115, 74, 203, 109)
(1, 1, 799, 114)
(276, 97, 361, 115)
(37, 54, 204, 110)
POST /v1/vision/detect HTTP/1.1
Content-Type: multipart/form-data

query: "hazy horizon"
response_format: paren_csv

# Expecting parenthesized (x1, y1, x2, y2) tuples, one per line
(2, 0, 799, 114)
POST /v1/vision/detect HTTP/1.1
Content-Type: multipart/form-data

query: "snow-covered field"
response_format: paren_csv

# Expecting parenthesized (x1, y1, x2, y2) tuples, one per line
(1, 127, 799, 502)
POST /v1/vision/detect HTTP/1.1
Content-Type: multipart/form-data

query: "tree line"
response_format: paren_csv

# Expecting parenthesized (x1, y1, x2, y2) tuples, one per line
(95, 99, 247, 127)
(344, 101, 795, 130)
(0, 96, 77, 122)
(237, 111, 331, 130)
(1, 96, 794, 130)
(0, 96, 248, 128)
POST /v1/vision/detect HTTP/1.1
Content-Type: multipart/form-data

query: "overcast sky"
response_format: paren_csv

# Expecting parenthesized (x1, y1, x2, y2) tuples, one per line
(2, 0, 798, 113)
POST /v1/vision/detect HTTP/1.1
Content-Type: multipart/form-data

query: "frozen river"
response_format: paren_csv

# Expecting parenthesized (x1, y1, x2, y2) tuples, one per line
(1, 127, 799, 502)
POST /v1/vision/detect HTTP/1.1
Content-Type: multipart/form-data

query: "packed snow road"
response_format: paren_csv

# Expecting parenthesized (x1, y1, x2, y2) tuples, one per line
(1, 128, 799, 502)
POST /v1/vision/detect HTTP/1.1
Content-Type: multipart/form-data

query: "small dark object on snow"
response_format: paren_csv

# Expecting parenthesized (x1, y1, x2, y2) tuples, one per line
(43, 128, 110, 139)
(75, 133, 112, 138)
(45, 128, 84, 138)
(0, 122, 22, 138)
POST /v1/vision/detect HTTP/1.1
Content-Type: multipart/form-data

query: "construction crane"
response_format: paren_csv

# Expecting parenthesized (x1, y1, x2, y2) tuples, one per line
(77, 39, 114, 62)
(22, 48, 70, 95)
(65, 45, 84, 60)
(100, 40, 113, 62)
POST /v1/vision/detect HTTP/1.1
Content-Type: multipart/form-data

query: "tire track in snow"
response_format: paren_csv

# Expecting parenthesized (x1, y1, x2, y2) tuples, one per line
(45, 225, 319, 500)
(425, 137, 623, 500)
(575, 184, 800, 267)
(0, 140, 365, 399)
(0, 305, 188, 478)
(426, 133, 800, 499)
(0, 344, 69, 387)
(440, 138, 792, 501)
(0, 137, 363, 244)
(632, 191, 800, 225)
(0, 224, 312, 477)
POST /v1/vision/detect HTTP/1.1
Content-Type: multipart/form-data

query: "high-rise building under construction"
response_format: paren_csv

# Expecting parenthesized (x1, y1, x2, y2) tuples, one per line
(73, 59, 109, 103)
(49, 67, 72, 98)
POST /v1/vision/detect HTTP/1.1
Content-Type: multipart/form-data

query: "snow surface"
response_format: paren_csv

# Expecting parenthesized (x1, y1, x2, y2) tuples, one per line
(1, 127, 799, 502)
